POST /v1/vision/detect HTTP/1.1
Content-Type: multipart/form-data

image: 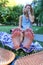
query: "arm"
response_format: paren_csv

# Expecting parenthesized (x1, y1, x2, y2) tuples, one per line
(19, 15, 22, 28)
(29, 13, 35, 23)
(28, 9, 35, 23)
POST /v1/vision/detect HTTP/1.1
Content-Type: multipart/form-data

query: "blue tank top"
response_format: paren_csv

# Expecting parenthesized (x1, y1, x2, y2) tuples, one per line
(21, 14, 32, 30)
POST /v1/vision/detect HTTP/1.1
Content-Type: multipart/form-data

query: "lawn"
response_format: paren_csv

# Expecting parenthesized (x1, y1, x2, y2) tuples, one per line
(0, 25, 43, 56)
(0, 25, 43, 34)
(0, 25, 17, 33)
(32, 26, 43, 34)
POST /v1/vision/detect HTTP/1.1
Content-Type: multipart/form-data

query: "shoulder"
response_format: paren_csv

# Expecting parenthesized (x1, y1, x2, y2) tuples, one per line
(19, 15, 23, 21)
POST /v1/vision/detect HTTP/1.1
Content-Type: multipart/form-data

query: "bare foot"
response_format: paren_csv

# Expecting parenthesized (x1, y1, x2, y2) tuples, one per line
(11, 28, 23, 50)
(22, 29, 34, 49)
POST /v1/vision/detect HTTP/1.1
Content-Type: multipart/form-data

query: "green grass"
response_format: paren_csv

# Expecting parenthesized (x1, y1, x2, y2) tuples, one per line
(0, 25, 43, 56)
(32, 26, 43, 34)
(0, 25, 43, 34)
(0, 25, 18, 33)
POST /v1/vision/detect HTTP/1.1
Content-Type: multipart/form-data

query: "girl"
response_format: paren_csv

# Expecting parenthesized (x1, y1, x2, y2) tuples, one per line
(18, 4, 35, 52)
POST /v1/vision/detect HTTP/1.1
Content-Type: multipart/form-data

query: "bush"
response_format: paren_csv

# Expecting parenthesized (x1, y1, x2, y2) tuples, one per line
(0, 5, 23, 25)
(34, 0, 43, 26)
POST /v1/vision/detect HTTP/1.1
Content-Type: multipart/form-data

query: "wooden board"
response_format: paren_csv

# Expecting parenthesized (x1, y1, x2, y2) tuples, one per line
(15, 51, 43, 65)
(0, 48, 15, 65)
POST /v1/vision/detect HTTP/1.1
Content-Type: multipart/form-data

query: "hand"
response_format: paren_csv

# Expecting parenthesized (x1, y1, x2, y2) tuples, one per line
(28, 10, 31, 14)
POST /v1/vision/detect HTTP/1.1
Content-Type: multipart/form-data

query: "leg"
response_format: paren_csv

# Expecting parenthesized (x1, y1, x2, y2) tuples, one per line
(22, 29, 34, 49)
